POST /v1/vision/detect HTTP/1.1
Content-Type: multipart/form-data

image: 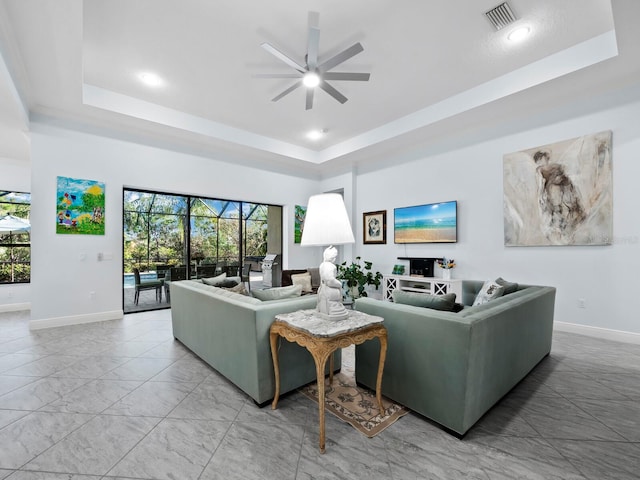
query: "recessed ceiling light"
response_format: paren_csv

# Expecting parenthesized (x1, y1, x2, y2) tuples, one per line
(507, 26, 530, 42)
(306, 129, 326, 140)
(303, 72, 320, 88)
(138, 72, 163, 87)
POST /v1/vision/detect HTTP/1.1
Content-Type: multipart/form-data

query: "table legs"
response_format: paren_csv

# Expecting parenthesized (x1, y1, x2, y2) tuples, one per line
(269, 321, 387, 454)
(375, 332, 388, 413)
(311, 349, 333, 454)
(270, 330, 281, 410)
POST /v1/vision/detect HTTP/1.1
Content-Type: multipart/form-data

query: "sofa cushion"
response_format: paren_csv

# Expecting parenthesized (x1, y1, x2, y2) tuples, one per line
(183, 280, 260, 304)
(495, 277, 518, 295)
(252, 284, 303, 301)
(392, 290, 457, 311)
(215, 287, 262, 304)
(473, 281, 505, 306)
(202, 272, 227, 286)
(291, 272, 312, 293)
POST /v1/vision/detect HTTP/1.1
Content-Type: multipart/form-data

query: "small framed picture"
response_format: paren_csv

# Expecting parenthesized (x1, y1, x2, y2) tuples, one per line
(363, 210, 387, 244)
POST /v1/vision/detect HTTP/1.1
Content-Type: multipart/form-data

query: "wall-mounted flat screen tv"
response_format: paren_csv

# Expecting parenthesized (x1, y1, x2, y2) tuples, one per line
(394, 200, 457, 243)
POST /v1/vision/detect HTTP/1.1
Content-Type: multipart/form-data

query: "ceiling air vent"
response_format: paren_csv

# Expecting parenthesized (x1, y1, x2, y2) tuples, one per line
(485, 2, 518, 30)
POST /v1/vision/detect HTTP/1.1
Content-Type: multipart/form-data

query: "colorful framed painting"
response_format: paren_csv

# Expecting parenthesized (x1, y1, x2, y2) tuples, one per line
(294, 204, 306, 244)
(503, 130, 612, 246)
(56, 176, 105, 235)
(363, 210, 386, 244)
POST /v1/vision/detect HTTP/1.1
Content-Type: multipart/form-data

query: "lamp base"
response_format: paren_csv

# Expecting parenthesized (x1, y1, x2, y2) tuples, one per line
(314, 306, 349, 321)
(315, 245, 350, 321)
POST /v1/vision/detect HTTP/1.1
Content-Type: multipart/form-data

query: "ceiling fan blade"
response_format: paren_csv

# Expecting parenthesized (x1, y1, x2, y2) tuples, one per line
(319, 80, 348, 104)
(323, 72, 370, 81)
(254, 73, 303, 79)
(318, 42, 364, 73)
(261, 42, 305, 72)
(271, 82, 302, 102)
(307, 12, 320, 69)
(305, 88, 314, 110)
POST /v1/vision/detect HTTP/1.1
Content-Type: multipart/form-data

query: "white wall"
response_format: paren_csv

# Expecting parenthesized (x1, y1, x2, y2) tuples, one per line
(18, 96, 640, 335)
(29, 123, 320, 325)
(0, 157, 31, 308)
(318, 170, 356, 266)
(344, 98, 640, 336)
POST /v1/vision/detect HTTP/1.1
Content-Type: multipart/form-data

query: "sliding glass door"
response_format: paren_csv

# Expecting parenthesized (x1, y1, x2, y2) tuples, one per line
(123, 188, 279, 313)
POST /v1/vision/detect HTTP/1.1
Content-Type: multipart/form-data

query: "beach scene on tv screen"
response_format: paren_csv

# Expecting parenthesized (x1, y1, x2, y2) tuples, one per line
(394, 201, 457, 243)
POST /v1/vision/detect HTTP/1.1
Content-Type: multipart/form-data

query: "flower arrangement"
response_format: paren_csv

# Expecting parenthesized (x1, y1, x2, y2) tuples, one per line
(436, 257, 456, 270)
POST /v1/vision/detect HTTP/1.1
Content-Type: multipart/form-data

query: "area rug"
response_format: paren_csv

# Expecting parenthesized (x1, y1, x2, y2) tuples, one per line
(299, 348, 409, 437)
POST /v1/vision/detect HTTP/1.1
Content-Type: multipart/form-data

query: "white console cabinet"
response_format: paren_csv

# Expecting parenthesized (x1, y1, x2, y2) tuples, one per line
(383, 275, 462, 302)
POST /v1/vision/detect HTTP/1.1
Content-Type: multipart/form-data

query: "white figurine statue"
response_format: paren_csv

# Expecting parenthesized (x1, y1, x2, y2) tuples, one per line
(317, 246, 349, 320)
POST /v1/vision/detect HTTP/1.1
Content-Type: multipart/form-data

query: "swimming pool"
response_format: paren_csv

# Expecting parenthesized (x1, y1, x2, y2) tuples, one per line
(123, 272, 159, 288)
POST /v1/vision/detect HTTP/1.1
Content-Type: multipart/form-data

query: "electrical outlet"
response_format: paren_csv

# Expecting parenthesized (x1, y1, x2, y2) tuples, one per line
(578, 298, 586, 309)
(90, 291, 96, 299)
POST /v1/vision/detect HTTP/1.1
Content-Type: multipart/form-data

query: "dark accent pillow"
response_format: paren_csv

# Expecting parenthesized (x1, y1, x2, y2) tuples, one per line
(392, 290, 457, 311)
(217, 279, 239, 288)
(495, 277, 518, 295)
(452, 302, 465, 313)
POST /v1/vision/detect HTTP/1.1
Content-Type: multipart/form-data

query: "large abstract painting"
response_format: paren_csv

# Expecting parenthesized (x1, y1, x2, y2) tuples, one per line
(503, 131, 612, 246)
(56, 176, 105, 235)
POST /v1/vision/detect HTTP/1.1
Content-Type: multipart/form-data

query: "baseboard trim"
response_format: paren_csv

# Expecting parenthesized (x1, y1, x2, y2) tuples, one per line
(29, 310, 124, 330)
(554, 321, 640, 345)
(0, 302, 31, 313)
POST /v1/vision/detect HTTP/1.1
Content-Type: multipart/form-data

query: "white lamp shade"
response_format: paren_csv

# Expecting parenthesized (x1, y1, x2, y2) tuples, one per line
(301, 193, 355, 246)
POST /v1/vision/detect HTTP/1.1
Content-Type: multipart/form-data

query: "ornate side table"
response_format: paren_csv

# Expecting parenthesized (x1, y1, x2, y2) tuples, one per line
(269, 309, 387, 453)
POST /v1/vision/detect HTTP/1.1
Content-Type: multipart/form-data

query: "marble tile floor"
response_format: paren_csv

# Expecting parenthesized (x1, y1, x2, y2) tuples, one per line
(1, 308, 640, 480)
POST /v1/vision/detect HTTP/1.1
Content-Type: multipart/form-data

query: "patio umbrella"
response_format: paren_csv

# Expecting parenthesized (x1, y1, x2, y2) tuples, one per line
(0, 214, 31, 282)
(0, 214, 31, 235)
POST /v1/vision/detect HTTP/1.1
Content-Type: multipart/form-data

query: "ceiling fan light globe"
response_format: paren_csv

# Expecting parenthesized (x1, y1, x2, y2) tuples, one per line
(138, 72, 163, 87)
(303, 72, 320, 88)
(507, 26, 530, 42)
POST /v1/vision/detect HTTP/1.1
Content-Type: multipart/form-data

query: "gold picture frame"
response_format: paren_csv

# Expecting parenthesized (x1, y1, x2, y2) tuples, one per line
(363, 210, 386, 244)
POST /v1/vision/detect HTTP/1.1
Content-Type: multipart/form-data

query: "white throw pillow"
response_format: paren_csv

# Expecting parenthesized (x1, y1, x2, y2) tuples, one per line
(291, 272, 312, 293)
(472, 281, 505, 306)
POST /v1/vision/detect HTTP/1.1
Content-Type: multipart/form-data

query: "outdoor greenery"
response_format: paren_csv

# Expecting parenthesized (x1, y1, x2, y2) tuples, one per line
(123, 190, 269, 273)
(0, 191, 31, 283)
(337, 256, 383, 301)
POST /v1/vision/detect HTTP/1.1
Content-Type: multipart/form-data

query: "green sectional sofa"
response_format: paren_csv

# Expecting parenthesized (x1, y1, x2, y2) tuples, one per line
(354, 280, 556, 435)
(170, 279, 340, 405)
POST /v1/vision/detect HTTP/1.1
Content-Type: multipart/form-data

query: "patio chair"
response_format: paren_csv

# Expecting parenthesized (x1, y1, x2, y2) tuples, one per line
(155, 264, 172, 280)
(165, 266, 187, 303)
(241, 263, 252, 291)
(196, 264, 217, 278)
(133, 267, 163, 305)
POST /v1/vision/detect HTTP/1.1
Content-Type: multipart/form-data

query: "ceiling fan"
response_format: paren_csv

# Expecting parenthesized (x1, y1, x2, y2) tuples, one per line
(256, 11, 370, 110)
